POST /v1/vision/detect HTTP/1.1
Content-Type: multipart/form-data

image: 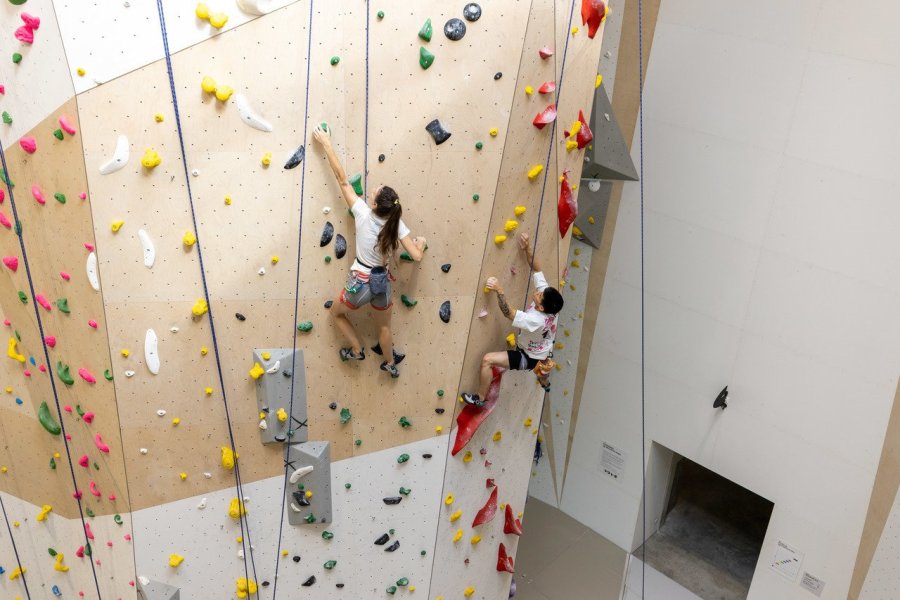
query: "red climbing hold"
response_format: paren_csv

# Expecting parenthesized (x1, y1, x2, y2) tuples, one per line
(538, 81, 556, 94)
(576, 109, 593, 149)
(538, 47, 553, 59)
(533, 104, 557, 129)
(451, 367, 504, 456)
(472, 486, 498, 527)
(558, 171, 577, 238)
(581, 0, 608, 39)
(486, 478, 496, 488)
(497, 543, 515, 573)
(2, 256, 18, 272)
(504, 504, 523, 535)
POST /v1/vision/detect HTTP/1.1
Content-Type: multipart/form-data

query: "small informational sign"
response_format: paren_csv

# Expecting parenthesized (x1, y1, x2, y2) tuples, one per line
(770, 540, 804, 580)
(600, 441, 625, 482)
(800, 572, 825, 597)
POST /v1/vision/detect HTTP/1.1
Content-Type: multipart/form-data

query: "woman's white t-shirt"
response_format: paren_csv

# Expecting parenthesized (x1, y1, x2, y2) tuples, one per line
(349, 198, 410, 273)
(511, 271, 558, 360)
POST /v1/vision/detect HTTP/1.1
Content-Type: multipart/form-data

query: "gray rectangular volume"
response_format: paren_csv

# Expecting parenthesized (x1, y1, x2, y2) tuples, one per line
(286, 441, 332, 525)
(252, 348, 308, 445)
(573, 180, 612, 249)
(137, 580, 180, 600)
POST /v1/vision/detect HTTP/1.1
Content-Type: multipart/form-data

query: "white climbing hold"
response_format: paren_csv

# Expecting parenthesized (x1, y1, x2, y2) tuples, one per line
(169, 326, 179, 333)
(139, 448, 148, 454)
(289, 465, 314, 484)
(99, 135, 129, 175)
(258, 267, 265, 276)
(138, 576, 150, 586)
(478, 308, 489, 318)
(289, 502, 302, 513)
(124, 370, 135, 378)
(197, 498, 207, 509)
(86, 252, 100, 291)
(203, 472, 212, 478)
(258, 419, 267, 431)
(137, 229, 155, 268)
(265, 360, 280, 374)
(145, 329, 160, 375)
(322, 206, 331, 214)
(236, 0, 273, 15)
(235, 94, 273, 132)
(156, 409, 166, 417)
(191, 169, 200, 177)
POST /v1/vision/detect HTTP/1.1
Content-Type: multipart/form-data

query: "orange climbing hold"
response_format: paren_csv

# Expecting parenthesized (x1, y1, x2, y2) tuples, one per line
(581, 0, 608, 39)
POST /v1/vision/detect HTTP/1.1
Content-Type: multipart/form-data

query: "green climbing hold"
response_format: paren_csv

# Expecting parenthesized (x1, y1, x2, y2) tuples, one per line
(377, 10, 384, 19)
(386, 586, 397, 595)
(56, 298, 70, 313)
(389, 528, 395, 535)
(54, 193, 66, 204)
(322, 531, 334, 540)
(14, 330, 20, 341)
(419, 47, 434, 70)
(49, 457, 56, 469)
(93, 462, 99, 470)
(473, 194, 480, 201)
(475, 141, 483, 150)
(86, 507, 95, 517)
(75, 404, 85, 417)
(104, 369, 113, 381)
(38, 401, 61, 435)
(8, 0, 29, 5)
(437, 389, 445, 397)
(354, 438, 362, 446)
(349, 173, 363, 196)
(17, 291, 27, 304)
(344, 482, 351, 489)
(2, 111, 11, 125)
(297, 321, 313, 332)
(114, 514, 123, 525)
(14, 221, 21, 235)
(340, 407, 351, 424)
(397, 453, 410, 464)
(398, 416, 411, 428)
(57, 362, 75, 386)
(330, 56, 340, 66)
(399, 251, 413, 262)
(397, 578, 409, 587)
(399, 487, 411, 495)
(324, 560, 337, 569)
(400, 294, 417, 308)
(420, 550, 426, 556)
(12, 53, 22, 64)
(305, 513, 316, 524)
(48, 548, 57, 557)
(320, 122, 328, 132)
(0, 168, 14, 187)
(53, 128, 64, 140)
(324, 255, 332, 263)
(418, 18, 432, 42)
(84, 542, 92, 557)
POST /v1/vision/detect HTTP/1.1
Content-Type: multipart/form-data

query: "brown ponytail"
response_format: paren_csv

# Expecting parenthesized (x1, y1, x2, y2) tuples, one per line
(374, 186, 402, 261)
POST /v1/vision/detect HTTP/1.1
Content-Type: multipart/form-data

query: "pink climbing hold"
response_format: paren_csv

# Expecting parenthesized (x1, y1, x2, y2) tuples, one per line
(89, 481, 101, 497)
(0, 85, 4, 94)
(3, 320, 9, 326)
(83, 412, 94, 423)
(539, 47, 553, 59)
(63, 404, 72, 413)
(94, 434, 110, 453)
(58, 115, 77, 135)
(108, 493, 116, 501)
(78, 368, 96, 383)
(18, 136, 36, 154)
(79, 192, 87, 200)
(39, 364, 46, 372)
(21, 13, 41, 31)
(84, 522, 95, 540)
(45, 335, 57, 348)
(72, 489, 82, 499)
(35, 294, 52, 311)
(533, 104, 557, 129)
(107, 541, 113, 547)
(23, 370, 31, 377)
(124, 533, 132, 541)
(88, 320, 98, 329)
(84, 242, 95, 251)
(2, 256, 18, 271)
(65, 433, 71, 440)
(32, 184, 46, 205)
(0, 189, 5, 202)
(60, 271, 71, 280)
(75, 546, 85, 558)
(78, 455, 89, 468)
(0, 212, 11, 228)
(538, 81, 556, 94)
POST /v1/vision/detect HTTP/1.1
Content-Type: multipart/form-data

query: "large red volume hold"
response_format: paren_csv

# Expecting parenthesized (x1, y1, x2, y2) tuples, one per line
(581, 0, 608, 39)
(558, 171, 577, 238)
(533, 104, 557, 129)
(504, 504, 524, 536)
(576, 109, 593, 149)
(451, 367, 504, 456)
(472, 486, 499, 527)
(497, 543, 515, 573)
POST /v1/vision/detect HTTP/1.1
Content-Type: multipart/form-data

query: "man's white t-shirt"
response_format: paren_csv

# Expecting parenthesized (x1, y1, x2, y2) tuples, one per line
(349, 198, 410, 274)
(511, 271, 558, 360)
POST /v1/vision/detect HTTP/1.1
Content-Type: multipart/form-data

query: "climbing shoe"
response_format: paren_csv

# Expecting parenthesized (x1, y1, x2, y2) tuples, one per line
(339, 347, 365, 361)
(380, 361, 400, 378)
(460, 393, 485, 408)
(371, 343, 406, 365)
(538, 376, 551, 393)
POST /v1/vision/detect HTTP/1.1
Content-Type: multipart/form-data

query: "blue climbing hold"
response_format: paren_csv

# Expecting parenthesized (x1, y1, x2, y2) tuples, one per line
(29, 356, 36, 365)
(15, 398, 22, 405)
(52, 585, 62, 597)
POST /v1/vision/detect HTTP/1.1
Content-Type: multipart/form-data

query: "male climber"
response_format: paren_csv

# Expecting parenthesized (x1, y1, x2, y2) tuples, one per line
(460, 232, 564, 407)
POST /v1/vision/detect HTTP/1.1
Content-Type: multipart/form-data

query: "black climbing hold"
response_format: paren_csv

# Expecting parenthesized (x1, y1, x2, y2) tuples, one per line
(463, 3, 482, 21)
(336, 583, 345, 588)
(293, 555, 301, 562)
(275, 434, 287, 442)
(293, 491, 311, 506)
(385, 540, 400, 552)
(302, 576, 316, 586)
(439, 300, 451, 323)
(441, 263, 451, 273)
(320, 222, 334, 246)
(374, 533, 390, 545)
(284, 145, 305, 169)
(435, 408, 445, 415)
(425, 119, 451, 145)
(261, 581, 270, 587)
(378, 154, 385, 162)
(283, 370, 292, 377)
(494, 72, 503, 80)
(444, 18, 466, 41)
(334, 234, 347, 259)
(324, 300, 334, 309)
(329, 402, 337, 410)
(236, 313, 246, 321)
(383, 496, 403, 505)
(423, 453, 433, 459)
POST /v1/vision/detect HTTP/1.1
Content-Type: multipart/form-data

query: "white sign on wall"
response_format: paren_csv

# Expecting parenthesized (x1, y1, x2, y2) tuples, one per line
(800, 572, 825, 596)
(600, 441, 626, 482)
(770, 540, 804, 580)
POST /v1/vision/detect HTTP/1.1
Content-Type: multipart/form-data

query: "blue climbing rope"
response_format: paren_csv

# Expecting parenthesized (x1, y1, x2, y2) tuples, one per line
(0, 491, 31, 599)
(153, 0, 258, 589)
(271, 0, 316, 596)
(0, 143, 101, 600)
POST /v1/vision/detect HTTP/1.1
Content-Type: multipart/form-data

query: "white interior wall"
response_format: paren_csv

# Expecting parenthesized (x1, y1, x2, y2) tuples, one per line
(561, 2, 900, 599)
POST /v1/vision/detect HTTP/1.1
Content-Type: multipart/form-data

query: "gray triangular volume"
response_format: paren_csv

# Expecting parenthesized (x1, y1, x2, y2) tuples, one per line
(137, 579, 180, 600)
(583, 82, 639, 181)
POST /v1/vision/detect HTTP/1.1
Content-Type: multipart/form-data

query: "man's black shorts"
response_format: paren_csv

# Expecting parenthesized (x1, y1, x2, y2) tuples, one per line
(507, 349, 540, 371)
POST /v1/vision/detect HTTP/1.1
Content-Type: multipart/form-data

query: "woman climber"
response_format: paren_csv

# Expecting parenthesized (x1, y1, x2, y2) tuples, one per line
(312, 125, 426, 378)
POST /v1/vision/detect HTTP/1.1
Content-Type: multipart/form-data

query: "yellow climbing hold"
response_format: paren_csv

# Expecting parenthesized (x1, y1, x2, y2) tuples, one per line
(209, 11, 229, 29)
(221, 446, 238, 470)
(179, 472, 187, 480)
(493, 431, 502, 442)
(228, 497, 248, 519)
(489, 127, 499, 137)
(111, 220, 124, 233)
(596, 74, 603, 88)
(261, 352, 271, 360)
(36, 505, 52, 521)
(524, 417, 533, 427)
(444, 493, 454, 505)
(555, 342, 564, 349)
(54, 553, 69, 572)
(409, 586, 416, 592)
(155, 113, 165, 122)
(463, 451, 473, 463)
(215, 85, 234, 102)
(9, 566, 25, 580)
(514, 206, 527, 217)
(4, 387, 10, 393)
(564, 328, 572, 336)
(172, 417, 180, 425)
(435, 425, 443, 433)
(262, 152, 272, 167)
(276, 407, 288, 422)
(0, 466, 5, 473)
(504, 220, 519, 232)
(305, 490, 313, 498)
(76, 67, 86, 76)
(574, 247, 581, 256)
(527, 165, 544, 180)
(450, 509, 462, 522)
(141, 149, 161, 169)
(236, 577, 257, 599)
(121, 349, 130, 357)
(572, 225, 583, 237)
(201, 346, 209, 355)
(569, 120, 582, 138)
(453, 529, 463, 543)
(470, 535, 481, 545)
(464, 586, 475, 597)
(571, 26, 579, 34)
(571, 259, 580, 268)
(506, 333, 516, 348)
(566, 140, 579, 152)
(195, 3, 210, 19)
(494, 235, 507, 245)
(192, 299, 209, 316)
(224, 195, 233, 205)
(281, 550, 289, 556)
(183, 231, 197, 246)
(249, 362, 265, 380)
(271, 256, 279, 264)
(572, 184, 578, 191)
(201, 75, 217, 93)
(169, 554, 184, 568)
(8, 338, 25, 363)
(588, 216, 595, 224)
(525, 85, 534, 95)
(205, 387, 213, 396)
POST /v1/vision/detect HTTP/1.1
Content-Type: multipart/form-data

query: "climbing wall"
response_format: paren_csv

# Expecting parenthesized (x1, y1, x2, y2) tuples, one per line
(0, 0, 609, 598)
